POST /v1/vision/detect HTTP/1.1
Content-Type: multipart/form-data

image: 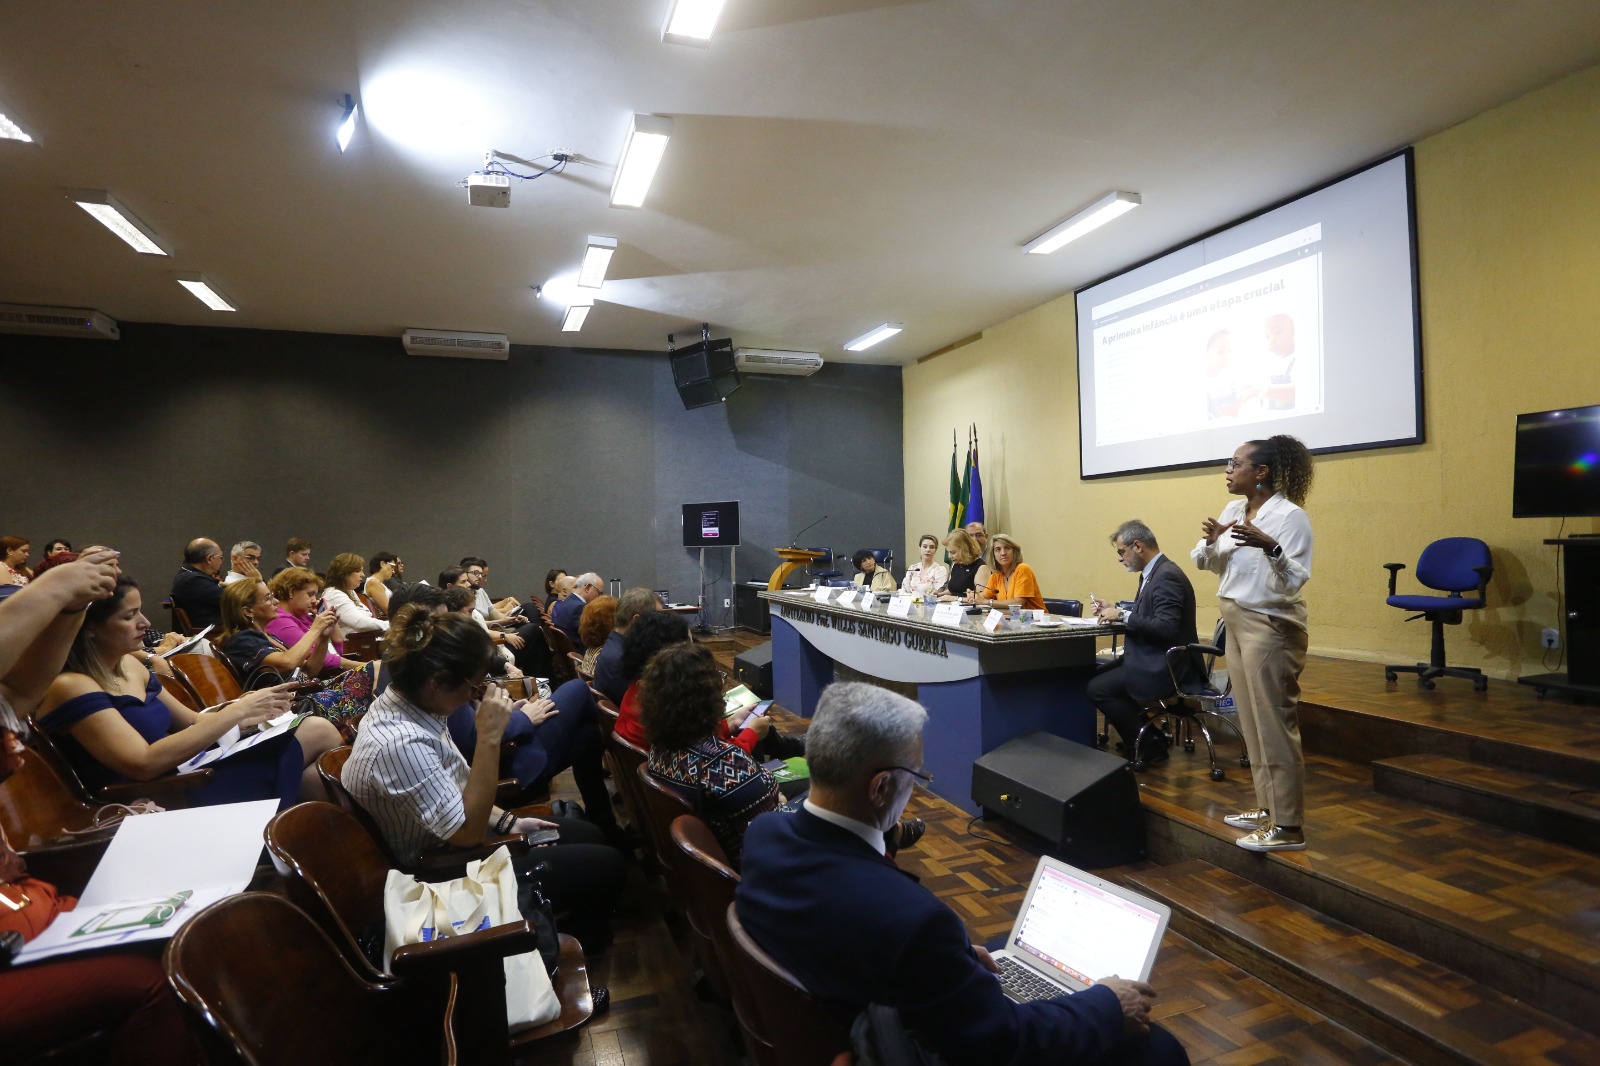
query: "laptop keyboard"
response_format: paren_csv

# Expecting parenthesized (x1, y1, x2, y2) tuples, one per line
(996, 954, 1070, 1003)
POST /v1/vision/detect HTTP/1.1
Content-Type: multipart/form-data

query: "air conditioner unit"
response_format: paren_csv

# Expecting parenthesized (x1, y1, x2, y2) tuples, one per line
(734, 348, 824, 377)
(402, 328, 510, 361)
(0, 303, 120, 340)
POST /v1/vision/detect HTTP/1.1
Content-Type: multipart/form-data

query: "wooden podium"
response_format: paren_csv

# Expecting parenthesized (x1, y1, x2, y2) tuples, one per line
(768, 547, 824, 590)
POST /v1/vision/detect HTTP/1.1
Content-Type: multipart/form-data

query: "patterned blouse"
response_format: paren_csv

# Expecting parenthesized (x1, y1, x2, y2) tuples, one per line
(648, 735, 779, 868)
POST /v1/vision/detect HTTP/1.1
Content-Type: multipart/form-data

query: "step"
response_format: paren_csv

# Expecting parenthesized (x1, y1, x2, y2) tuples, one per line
(1373, 754, 1600, 854)
(1124, 859, 1600, 1066)
(1136, 772, 1600, 1037)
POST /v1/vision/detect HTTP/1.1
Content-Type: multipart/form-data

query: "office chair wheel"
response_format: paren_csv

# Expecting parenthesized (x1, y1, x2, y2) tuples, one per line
(1385, 670, 1398, 682)
(1184, 739, 1196, 753)
(1420, 678, 1435, 690)
(1210, 768, 1226, 782)
(1474, 677, 1488, 692)
(1239, 755, 1250, 768)
(1131, 756, 1146, 771)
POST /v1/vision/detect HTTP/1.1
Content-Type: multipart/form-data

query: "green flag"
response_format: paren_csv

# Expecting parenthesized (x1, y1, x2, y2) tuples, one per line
(947, 430, 962, 535)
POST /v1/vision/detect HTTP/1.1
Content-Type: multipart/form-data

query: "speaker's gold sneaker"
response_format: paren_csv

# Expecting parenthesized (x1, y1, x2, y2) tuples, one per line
(1223, 808, 1270, 829)
(1236, 825, 1306, 852)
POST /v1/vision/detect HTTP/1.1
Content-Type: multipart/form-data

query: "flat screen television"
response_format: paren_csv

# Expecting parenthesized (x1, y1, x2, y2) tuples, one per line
(1513, 404, 1600, 518)
(682, 501, 740, 547)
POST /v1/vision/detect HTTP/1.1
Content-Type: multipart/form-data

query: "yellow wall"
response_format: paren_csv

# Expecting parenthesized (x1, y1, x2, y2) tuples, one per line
(903, 64, 1600, 679)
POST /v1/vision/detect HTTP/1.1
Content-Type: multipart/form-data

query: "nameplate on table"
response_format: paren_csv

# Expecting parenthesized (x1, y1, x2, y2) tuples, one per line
(857, 594, 875, 611)
(930, 603, 966, 627)
(836, 590, 858, 607)
(886, 595, 914, 618)
(812, 586, 835, 603)
(983, 609, 1005, 633)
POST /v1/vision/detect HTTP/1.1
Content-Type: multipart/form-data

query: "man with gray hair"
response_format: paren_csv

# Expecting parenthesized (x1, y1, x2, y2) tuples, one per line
(552, 571, 603, 649)
(224, 540, 262, 585)
(593, 587, 662, 702)
(1087, 520, 1202, 764)
(737, 682, 1185, 1065)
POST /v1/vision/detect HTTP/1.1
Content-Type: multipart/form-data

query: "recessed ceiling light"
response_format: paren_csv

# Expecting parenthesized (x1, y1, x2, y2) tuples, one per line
(0, 111, 34, 143)
(577, 236, 618, 290)
(662, 0, 728, 44)
(844, 323, 903, 352)
(336, 93, 360, 152)
(610, 114, 673, 208)
(1023, 191, 1141, 255)
(563, 301, 593, 331)
(175, 272, 236, 311)
(67, 190, 170, 256)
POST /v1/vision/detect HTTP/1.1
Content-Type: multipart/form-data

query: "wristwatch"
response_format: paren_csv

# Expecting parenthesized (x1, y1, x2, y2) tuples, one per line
(1265, 543, 1283, 560)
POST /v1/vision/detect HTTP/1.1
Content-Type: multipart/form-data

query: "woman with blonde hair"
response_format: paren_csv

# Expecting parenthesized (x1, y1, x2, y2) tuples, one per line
(980, 533, 1045, 610)
(939, 528, 991, 601)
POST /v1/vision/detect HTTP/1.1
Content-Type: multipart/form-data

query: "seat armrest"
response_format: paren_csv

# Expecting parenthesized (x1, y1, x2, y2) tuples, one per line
(391, 919, 540, 978)
(414, 834, 530, 880)
(97, 768, 215, 804)
(1471, 563, 1493, 601)
(1383, 562, 1406, 596)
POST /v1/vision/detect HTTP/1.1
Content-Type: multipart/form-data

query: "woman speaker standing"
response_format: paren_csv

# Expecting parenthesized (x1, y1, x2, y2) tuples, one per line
(1192, 434, 1314, 852)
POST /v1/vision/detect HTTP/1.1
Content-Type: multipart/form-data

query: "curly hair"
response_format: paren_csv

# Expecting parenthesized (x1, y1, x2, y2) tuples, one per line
(638, 643, 724, 751)
(1247, 434, 1315, 506)
(579, 595, 618, 649)
(383, 604, 496, 697)
(620, 610, 691, 683)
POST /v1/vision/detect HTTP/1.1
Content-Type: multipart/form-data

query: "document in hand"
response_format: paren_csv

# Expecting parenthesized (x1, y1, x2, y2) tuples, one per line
(17, 799, 279, 963)
(177, 711, 307, 773)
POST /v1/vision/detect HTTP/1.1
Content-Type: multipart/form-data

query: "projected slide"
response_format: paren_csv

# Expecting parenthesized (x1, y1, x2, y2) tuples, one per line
(1076, 151, 1421, 478)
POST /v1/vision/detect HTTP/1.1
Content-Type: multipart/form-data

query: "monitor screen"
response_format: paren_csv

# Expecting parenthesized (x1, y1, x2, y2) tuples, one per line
(682, 501, 741, 547)
(1513, 404, 1600, 518)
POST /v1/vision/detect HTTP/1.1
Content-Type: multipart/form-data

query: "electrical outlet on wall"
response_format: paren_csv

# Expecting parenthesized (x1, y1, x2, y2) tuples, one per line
(1542, 627, 1559, 649)
(723, 598, 731, 608)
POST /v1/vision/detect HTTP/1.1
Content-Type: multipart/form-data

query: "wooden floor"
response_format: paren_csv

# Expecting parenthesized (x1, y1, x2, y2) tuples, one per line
(517, 636, 1426, 1066)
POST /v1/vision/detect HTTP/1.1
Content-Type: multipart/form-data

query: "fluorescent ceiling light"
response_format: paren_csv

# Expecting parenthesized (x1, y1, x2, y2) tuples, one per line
(562, 301, 593, 331)
(610, 114, 673, 208)
(663, 0, 728, 43)
(0, 112, 34, 143)
(336, 93, 360, 152)
(68, 190, 170, 256)
(175, 272, 236, 311)
(576, 236, 618, 289)
(1024, 191, 1141, 255)
(844, 322, 903, 352)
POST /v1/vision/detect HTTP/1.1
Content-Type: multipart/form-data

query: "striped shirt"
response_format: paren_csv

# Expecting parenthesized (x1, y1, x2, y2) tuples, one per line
(345, 688, 469, 865)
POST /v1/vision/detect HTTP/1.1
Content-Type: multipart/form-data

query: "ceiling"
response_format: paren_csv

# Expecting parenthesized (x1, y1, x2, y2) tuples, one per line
(2, 1, 1599, 365)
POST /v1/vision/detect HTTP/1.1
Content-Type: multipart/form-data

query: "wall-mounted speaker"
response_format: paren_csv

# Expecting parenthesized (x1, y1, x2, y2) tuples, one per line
(671, 337, 742, 410)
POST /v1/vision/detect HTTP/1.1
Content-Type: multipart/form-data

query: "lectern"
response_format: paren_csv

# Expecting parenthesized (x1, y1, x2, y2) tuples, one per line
(767, 548, 823, 590)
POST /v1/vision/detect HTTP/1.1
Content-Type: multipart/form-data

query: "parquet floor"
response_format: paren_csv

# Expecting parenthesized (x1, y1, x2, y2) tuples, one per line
(515, 634, 1402, 1066)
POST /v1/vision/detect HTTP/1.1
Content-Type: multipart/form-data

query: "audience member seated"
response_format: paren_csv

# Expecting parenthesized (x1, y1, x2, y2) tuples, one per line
(0, 556, 201, 1065)
(642, 643, 779, 868)
(343, 605, 625, 949)
(270, 536, 313, 577)
(980, 533, 1046, 611)
(593, 587, 661, 703)
(265, 567, 357, 676)
(445, 586, 523, 678)
(736, 682, 1188, 1066)
(851, 549, 896, 593)
(1, 535, 32, 586)
(223, 540, 262, 585)
(940, 528, 991, 601)
(37, 576, 341, 807)
(364, 551, 403, 615)
(39, 538, 73, 572)
(168, 537, 226, 628)
(462, 557, 523, 621)
(543, 568, 569, 611)
(578, 595, 618, 675)
(900, 533, 948, 598)
(554, 573, 602, 649)
(323, 552, 388, 633)
(217, 579, 345, 687)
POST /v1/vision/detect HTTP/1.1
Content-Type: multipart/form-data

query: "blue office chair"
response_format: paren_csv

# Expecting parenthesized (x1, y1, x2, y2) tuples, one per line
(865, 548, 894, 574)
(1042, 598, 1083, 617)
(807, 547, 842, 583)
(1383, 537, 1493, 691)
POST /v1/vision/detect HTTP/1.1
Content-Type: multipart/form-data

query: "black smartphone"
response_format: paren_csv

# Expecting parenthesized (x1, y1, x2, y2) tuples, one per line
(524, 828, 560, 846)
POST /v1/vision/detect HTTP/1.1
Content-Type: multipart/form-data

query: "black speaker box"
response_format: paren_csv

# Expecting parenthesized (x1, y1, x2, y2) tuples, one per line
(734, 642, 773, 699)
(971, 731, 1145, 868)
(671, 339, 742, 410)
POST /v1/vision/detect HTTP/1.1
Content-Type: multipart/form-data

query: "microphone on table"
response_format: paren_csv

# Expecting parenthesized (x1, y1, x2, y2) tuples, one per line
(788, 514, 828, 548)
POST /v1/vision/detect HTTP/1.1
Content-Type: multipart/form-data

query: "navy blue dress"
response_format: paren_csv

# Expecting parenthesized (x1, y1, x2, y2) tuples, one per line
(40, 674, 304, 809)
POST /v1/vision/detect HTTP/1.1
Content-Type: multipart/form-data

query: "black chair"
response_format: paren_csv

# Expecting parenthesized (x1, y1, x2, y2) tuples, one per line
(1131, 620, 1248, 780)
(1383, 537, 1493, 691)
(1042, 598, 1082, 617)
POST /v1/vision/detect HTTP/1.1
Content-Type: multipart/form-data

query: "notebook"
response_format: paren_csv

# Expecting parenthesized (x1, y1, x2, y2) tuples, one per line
(991, 856, 1170, 1003)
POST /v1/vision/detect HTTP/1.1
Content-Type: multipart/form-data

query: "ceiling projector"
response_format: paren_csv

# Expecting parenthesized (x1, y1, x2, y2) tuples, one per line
(467, 172, 510, 208)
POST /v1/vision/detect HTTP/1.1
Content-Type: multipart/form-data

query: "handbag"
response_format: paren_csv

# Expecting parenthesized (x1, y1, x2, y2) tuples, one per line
(513, 854, 561, 975)
(301, 661, 378, 741)
(0, 824, 77, 953)
(381, 845, 560, 1031)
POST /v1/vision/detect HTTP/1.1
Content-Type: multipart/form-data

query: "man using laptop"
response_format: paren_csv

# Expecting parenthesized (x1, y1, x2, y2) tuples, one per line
(737, 682, 1188, 1065)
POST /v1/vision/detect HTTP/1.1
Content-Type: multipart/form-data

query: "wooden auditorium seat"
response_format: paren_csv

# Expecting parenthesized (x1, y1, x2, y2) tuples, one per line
(167, 653, 242, 708)
(23, 714, 213, 809)
(726, 902, 855, 1066)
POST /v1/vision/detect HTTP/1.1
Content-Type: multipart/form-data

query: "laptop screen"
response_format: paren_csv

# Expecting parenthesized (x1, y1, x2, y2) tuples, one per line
(1012, 862, 1167, 987)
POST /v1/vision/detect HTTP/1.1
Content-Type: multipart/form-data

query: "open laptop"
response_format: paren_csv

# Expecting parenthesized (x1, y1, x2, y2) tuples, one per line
(991, 856, 1170, 1003)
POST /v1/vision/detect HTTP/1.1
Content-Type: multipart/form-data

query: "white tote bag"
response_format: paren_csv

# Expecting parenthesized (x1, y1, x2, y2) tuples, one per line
(381, 844, 561, 1031)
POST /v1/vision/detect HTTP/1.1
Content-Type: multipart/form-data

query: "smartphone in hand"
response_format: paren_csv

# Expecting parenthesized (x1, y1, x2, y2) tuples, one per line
(524, 828, 560, 846)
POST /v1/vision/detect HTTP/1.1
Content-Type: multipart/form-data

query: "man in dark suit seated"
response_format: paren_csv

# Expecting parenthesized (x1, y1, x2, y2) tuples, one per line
(553, 571, 602, 650)
(736, 682, 1188, 1066)
(1088, 520, 1203, 764)
(593, 586, 661, 703)
(168, 537, 226, 629)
